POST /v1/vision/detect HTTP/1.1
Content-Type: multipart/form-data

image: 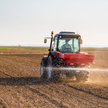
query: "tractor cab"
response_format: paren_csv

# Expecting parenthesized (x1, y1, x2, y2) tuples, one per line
(53, 32, 82, 54)
(44, 31, 82, 54)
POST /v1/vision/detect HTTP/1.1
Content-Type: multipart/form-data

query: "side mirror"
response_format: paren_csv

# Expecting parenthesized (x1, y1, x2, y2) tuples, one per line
(44, 38, 47, 43)
(80, 39, 83, 44)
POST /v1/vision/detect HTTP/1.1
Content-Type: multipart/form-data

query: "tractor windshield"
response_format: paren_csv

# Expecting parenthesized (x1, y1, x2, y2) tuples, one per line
(58, 38, 80, 53)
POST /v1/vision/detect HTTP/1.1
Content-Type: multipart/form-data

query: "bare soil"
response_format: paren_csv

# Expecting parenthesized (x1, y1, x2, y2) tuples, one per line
(0, 48, 48, 54)
(0, 50, 108, 108)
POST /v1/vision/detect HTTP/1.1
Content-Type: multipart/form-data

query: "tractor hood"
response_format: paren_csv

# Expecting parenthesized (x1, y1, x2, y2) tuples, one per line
(56, 51, 94, 66)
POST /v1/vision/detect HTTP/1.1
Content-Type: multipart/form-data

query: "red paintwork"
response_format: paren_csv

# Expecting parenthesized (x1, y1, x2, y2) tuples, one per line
(55, 51, 94, 66)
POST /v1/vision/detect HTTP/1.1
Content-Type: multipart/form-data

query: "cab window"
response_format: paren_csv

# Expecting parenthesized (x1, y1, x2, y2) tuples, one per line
(53, 37, 57, 51)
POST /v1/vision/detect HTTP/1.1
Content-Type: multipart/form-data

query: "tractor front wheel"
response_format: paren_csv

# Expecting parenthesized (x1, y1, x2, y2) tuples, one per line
(47, 56, 60, 82)
(40, 60, 47, 79)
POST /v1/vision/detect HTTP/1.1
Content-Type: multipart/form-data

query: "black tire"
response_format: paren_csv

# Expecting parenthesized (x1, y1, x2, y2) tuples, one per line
(47, 56, 60, 82)
(76, 71, 89, 82)
(40, 60, 47, 79)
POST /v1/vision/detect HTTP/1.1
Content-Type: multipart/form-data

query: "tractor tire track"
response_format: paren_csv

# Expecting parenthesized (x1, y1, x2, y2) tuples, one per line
(42, 83, 107, 107)
(64, 83, 108, 100)
(26, 86, 69, 108)
(35, 84, 96, 108)
(65, 84, 108, 100)
(44, 84, 97, 105)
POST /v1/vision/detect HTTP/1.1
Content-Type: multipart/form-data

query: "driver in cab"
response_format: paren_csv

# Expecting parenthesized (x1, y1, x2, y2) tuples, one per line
(61, 39, 72, 52)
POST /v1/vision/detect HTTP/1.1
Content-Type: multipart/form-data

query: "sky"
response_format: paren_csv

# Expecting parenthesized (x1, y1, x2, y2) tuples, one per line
(0, 0, 108, 47)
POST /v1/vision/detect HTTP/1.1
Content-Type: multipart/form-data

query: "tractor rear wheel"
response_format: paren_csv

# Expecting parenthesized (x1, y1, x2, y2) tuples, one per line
(40, 60, 47, 79)
(47, 56, 60, 82)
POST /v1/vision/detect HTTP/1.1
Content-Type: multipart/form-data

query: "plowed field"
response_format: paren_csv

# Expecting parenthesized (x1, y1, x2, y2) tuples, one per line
(0, 49, 108, 108)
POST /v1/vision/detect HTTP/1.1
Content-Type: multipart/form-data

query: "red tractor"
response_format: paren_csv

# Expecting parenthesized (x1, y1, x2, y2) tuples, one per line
(40, 31, 94, 82)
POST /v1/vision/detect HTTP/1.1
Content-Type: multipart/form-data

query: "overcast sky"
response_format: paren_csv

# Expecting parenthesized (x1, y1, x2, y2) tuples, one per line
(0, 0, 108, 47)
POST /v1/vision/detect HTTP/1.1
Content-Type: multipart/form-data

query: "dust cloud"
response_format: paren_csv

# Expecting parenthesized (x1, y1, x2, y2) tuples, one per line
(88, 51, 108, 85)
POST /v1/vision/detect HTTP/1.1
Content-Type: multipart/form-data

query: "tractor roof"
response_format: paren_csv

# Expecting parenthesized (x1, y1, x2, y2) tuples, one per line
(54, 31, 81, 38)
